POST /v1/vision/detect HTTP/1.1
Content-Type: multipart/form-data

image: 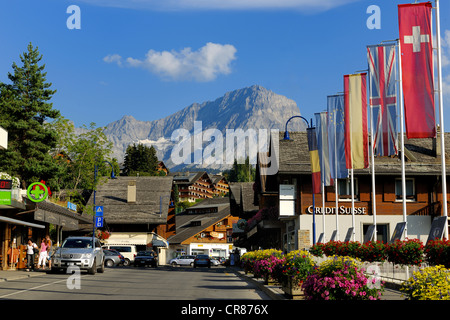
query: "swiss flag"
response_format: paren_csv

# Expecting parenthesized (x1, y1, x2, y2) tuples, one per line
(398, 2, 436, 139)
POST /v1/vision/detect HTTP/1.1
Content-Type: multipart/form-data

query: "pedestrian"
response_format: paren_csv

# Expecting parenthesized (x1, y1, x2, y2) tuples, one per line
(26, 239, 38, 271)
(45, 235, 52, 269)
(37, 238, 48, 270)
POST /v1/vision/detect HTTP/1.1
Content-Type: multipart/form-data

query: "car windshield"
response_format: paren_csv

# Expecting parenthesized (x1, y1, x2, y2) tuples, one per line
(196, 255, 209, 259)
(137, 251, 154, 256)
(62, 238, 93, 249)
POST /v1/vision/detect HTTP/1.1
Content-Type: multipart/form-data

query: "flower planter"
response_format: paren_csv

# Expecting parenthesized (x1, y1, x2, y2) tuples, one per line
(281, 278, 304, 299)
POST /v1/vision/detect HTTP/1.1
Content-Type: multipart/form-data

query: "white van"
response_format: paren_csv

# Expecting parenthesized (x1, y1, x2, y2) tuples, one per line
(103, 245, 137, 266)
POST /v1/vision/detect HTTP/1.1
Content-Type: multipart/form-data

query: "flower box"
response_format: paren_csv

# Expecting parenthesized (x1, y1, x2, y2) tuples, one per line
(281, 278, 304, 299)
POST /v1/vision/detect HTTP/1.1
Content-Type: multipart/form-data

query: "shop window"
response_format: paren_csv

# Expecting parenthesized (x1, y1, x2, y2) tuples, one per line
(395, 178, 416, 202)
(338, 178, 359, 201)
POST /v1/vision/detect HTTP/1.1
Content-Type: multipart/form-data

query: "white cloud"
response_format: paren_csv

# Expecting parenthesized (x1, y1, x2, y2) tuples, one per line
(103, 54, 123, 66)
(108, 42, 237, 82)
(76, 0, 359, 12)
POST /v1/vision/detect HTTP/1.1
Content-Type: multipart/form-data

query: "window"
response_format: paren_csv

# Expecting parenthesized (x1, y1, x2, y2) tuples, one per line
(395, 178, 415, 201)
(338, 178, 359, 201)
(363, 224, 389, 243)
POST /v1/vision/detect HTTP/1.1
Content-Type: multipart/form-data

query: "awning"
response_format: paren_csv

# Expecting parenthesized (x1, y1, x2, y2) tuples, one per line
(0, 216, 45, 229)
(152, 239, 168, 248)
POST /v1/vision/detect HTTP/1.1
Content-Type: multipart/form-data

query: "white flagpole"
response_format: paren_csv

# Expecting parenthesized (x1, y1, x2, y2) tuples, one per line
(398, 40, 408, 239)
(435, 0, 448, 239)
(369, 94, 377, 242)
(334, 108, 339, 241)
(351, 168, 355, 241)
(322, 181, 326, 242)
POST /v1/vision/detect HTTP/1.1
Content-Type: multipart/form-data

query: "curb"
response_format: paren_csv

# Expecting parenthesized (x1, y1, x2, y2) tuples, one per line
(229, 268, 287, 300)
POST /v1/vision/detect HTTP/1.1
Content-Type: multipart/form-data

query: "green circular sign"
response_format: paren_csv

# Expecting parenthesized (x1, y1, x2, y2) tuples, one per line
(27, 182, 49, 203)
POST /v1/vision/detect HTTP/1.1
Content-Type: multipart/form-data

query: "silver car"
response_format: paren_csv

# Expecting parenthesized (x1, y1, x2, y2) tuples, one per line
(169, 255, 196, 267)
(51, 237, 105, 274)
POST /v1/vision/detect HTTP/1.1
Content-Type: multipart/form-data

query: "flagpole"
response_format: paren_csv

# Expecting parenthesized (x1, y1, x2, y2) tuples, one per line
(334, 109, 339, 241)
(351, 168, 355, 241)
(398, 40, 408, 239)
(435, 0, 448, 239)
(369, 93, 377, 242)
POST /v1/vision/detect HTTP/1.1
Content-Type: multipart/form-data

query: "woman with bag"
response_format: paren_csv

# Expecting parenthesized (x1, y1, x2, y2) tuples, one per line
(26, 239, 38, 271)
(37, 238, 48, 270)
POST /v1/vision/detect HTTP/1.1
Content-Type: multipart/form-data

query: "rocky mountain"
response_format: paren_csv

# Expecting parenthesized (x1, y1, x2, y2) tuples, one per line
(103, 85, 305, 171)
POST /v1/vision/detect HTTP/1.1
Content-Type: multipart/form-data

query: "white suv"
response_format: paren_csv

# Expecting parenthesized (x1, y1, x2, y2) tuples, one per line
(51, 237, 105, 274)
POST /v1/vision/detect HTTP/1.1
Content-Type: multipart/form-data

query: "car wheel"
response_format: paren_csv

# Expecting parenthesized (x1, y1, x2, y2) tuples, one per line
(171, 262, 177, 267)
(190, 262, 194, 267)
(123, 258, 131, 266)
(105, 259, 114, 267)
(98, 259, 105, 273)
(88, 259, 96, 275)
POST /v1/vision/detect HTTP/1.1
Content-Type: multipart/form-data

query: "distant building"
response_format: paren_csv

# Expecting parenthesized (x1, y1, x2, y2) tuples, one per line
(83, 176, 174, 264)
(168, 198, 239, 261)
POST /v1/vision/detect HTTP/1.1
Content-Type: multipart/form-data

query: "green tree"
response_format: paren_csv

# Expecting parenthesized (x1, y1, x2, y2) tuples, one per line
(226, 157, 255, 182)
(0, 43, 60, 188)
(123, 143, 159, 176)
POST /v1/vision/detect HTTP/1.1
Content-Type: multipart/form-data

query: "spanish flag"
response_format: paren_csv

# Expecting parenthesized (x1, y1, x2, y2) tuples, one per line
(307, 127, 321, 194)
(344, 73, 369, 170)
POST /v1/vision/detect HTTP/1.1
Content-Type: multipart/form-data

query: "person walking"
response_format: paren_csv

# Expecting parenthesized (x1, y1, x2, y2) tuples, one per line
(26, 239, 38, 271)
(37, 238, 48, 270)
(45, 235, 53, 269)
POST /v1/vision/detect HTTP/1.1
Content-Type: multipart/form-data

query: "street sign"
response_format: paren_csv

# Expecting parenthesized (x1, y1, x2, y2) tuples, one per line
(95, 206, 103, 217)
(95, 216, 103, 228)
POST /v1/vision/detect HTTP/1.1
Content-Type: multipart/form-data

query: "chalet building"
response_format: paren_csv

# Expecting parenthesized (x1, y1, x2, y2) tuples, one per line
(167, 198, 239, 261)
(84, 176, 174, 264)
(173, 172, 215, 202)
(244, 131, 450, 252)
(209, 174, 230, 197)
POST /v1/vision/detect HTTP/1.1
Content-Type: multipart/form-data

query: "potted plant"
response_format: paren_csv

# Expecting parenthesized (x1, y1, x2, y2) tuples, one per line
(302, 255, 384, 300)
(278, 250, 315, 298)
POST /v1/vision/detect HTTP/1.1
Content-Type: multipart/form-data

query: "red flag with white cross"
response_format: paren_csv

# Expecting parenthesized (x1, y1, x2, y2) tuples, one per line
(398, 2, 436, 139)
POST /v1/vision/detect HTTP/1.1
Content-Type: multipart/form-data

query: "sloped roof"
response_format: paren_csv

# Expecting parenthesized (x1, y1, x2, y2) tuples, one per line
(85, 176, 173, 225)
(276, 131, 450, 175)
(168, 201, 231, 245)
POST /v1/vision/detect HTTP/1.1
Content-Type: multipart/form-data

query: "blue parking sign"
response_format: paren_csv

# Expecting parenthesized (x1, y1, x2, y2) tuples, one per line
(95, 216, 103, 228)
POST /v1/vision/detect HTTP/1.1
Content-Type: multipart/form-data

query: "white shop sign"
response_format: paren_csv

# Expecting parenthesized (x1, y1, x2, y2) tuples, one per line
(307, 205, 367, 215)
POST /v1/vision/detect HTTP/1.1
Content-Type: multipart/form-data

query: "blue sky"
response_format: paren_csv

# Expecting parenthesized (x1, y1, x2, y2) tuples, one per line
(0, 0, 449, 129)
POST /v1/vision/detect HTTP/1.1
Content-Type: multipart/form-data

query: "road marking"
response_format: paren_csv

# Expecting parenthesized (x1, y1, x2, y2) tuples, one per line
(0, 275, 88, 299)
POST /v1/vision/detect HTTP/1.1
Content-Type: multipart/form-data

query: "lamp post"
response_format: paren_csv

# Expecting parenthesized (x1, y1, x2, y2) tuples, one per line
(283, 115, 318, 245)
(93, 161, 117, 243)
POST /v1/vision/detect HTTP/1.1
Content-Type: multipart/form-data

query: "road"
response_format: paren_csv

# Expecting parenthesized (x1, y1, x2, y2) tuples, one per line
(0, 265, 270, 300)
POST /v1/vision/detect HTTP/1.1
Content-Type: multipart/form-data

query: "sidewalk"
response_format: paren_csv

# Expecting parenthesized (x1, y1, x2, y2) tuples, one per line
(229, 267, 405, 300)
(0, 268, 49, 282)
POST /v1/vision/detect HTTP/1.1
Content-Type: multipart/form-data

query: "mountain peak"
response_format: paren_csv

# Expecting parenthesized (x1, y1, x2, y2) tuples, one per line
(104, 85, 304, 166)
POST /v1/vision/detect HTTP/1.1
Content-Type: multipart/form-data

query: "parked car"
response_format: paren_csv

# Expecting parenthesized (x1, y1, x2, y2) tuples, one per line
(193, 254, 211, 268)
(134, 251, 158, 268)
(103, 249, 125, 267)
(51, 237, 105, 274)
(169, 255, 196, 267)
(102, 245, 137, 266)
(210, 258, 220, 266)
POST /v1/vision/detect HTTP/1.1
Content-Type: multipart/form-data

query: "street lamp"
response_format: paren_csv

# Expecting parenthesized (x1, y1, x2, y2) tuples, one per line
(283, 115, 318, 245)
(283, 115, 311, 140)
(93, 161, 117, 243)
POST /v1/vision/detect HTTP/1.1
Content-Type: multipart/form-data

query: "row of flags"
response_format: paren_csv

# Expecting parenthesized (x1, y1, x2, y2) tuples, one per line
(307, 2, 438, 194)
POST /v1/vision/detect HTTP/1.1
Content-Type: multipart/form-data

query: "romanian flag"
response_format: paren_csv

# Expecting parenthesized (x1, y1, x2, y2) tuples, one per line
(307, 127, 321, 194)
(344, 73, 369, 170)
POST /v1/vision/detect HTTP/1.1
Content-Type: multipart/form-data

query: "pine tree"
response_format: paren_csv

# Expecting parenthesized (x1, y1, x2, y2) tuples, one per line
(0, 43, 60, 188)
(123, 143, 159, 176)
